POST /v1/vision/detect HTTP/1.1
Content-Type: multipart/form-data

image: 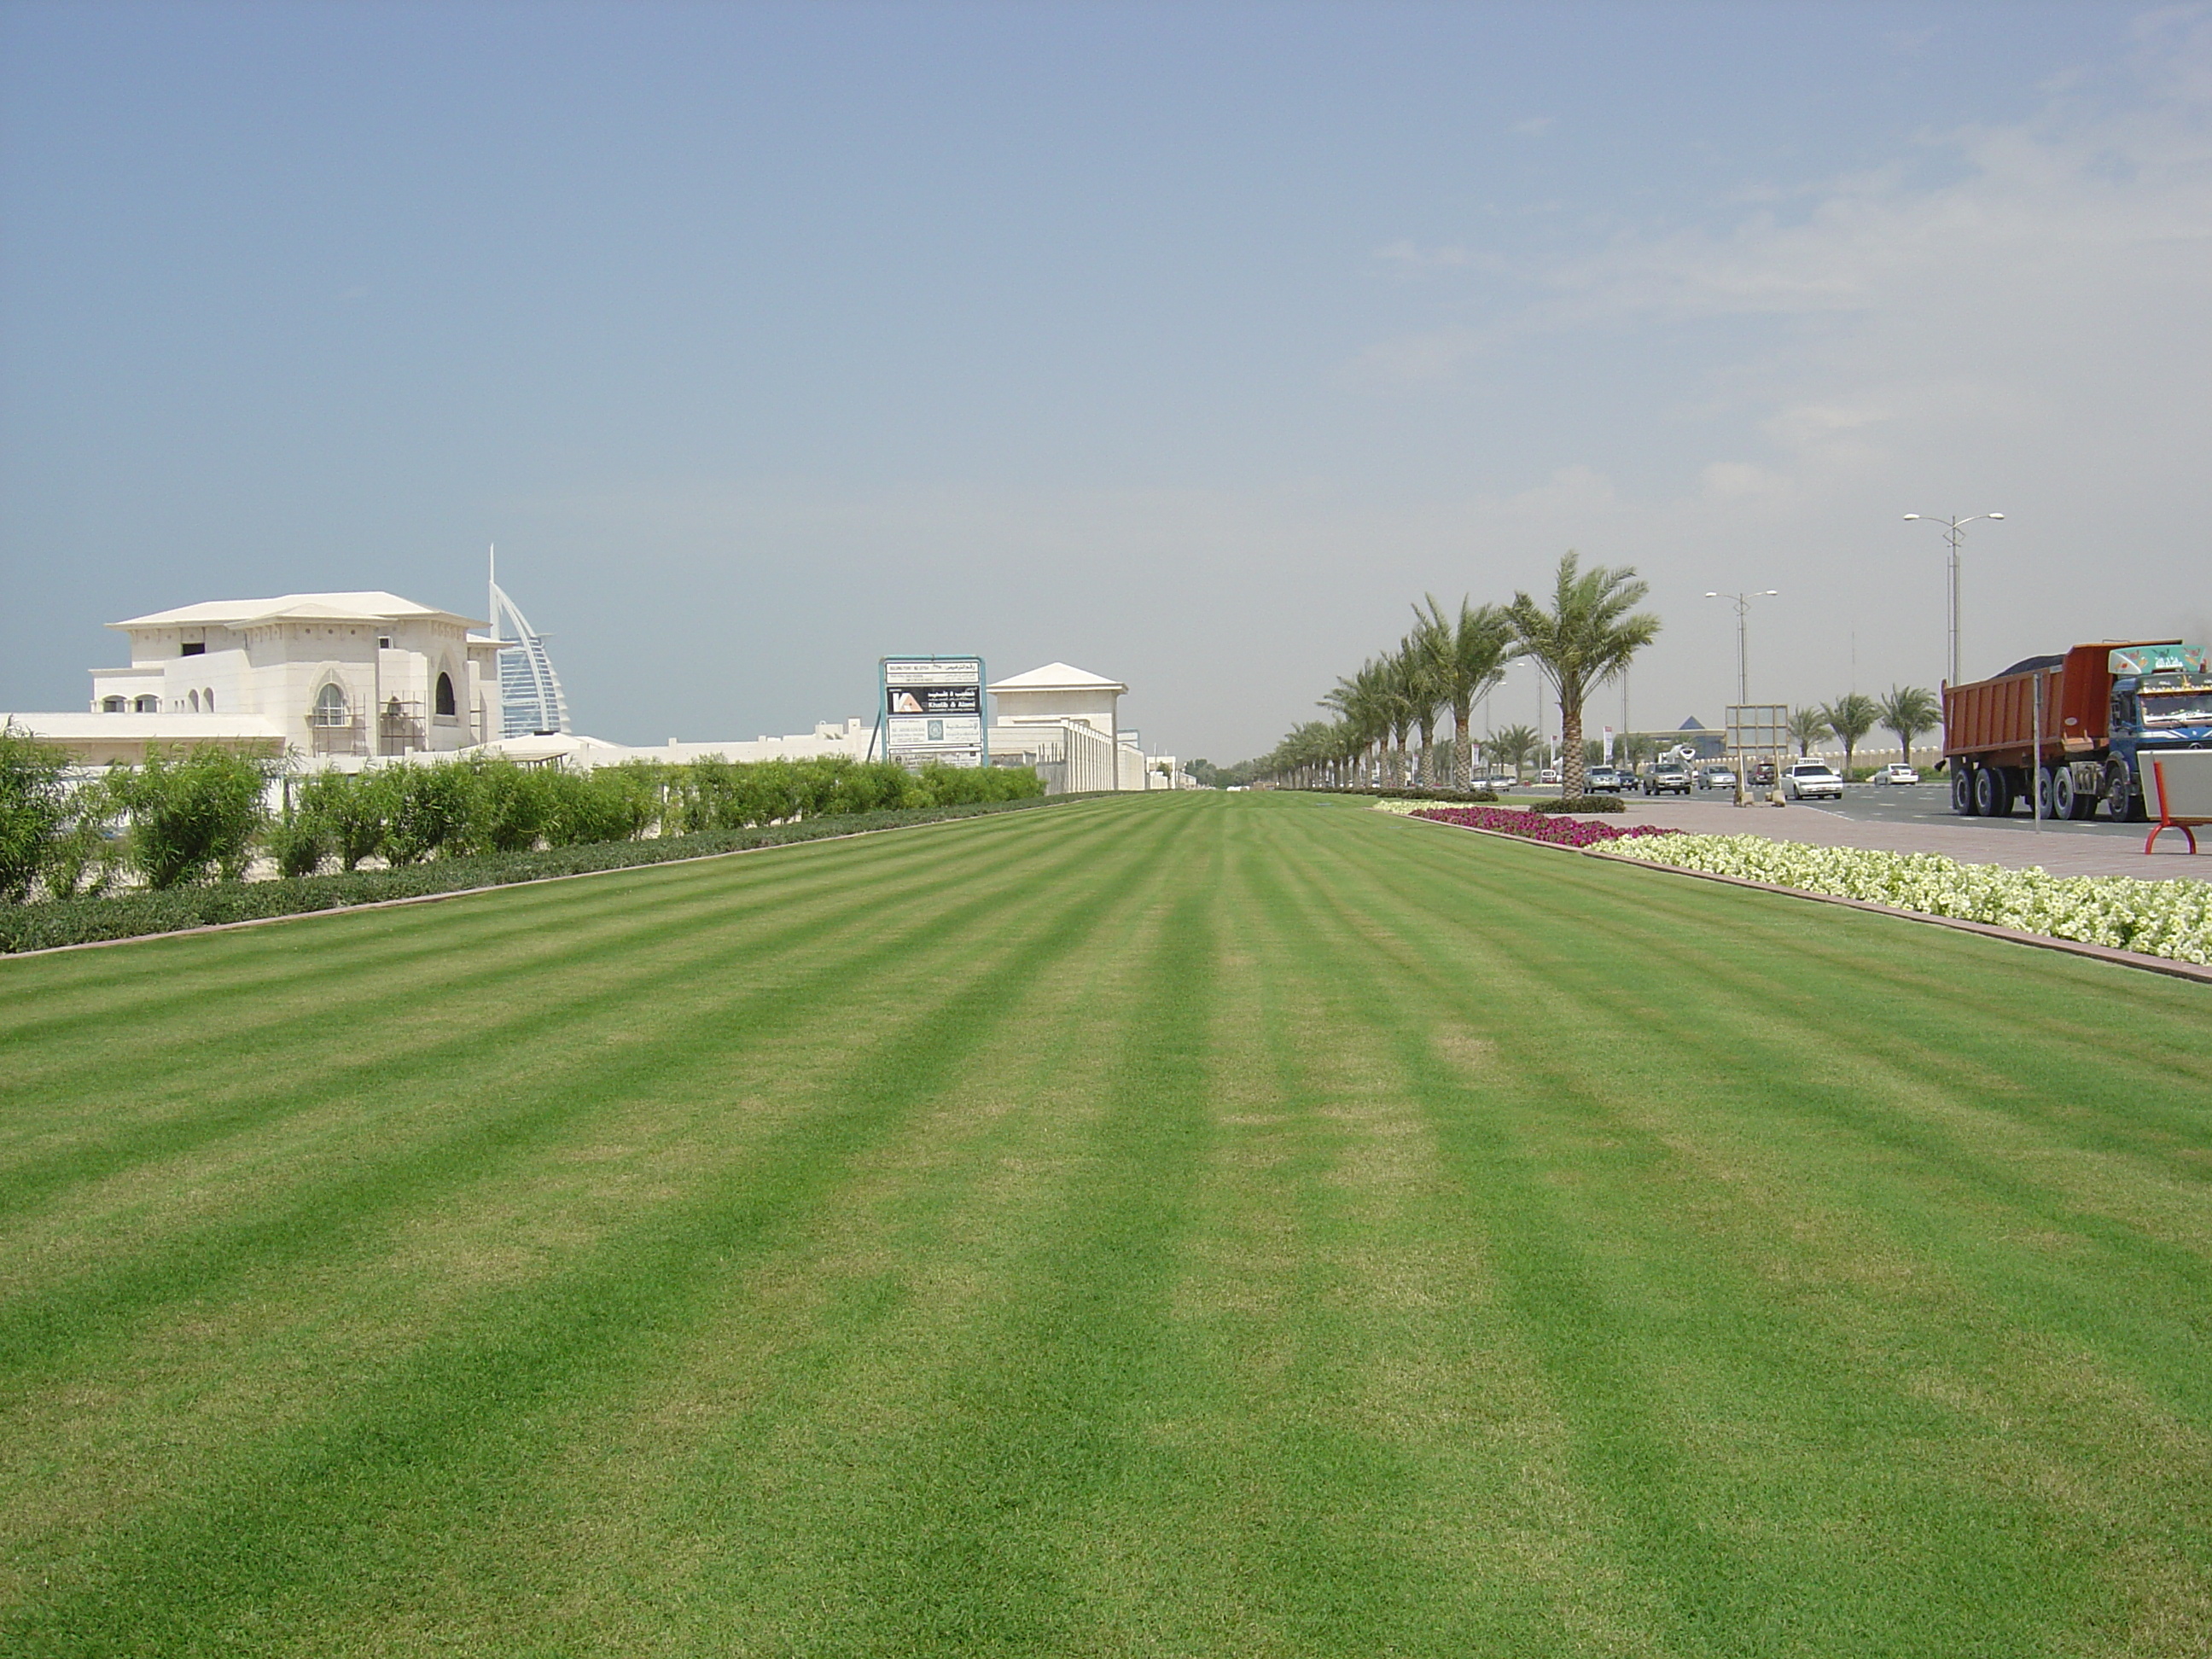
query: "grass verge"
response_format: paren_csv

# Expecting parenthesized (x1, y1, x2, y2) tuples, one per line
(2, 791, 2208, 1654)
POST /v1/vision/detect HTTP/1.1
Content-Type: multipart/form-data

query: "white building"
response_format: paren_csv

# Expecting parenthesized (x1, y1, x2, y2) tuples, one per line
(5, 592, 1191, 790)
(476, 719, 878, 770)
(986, 662, 1182, 791)
(6, 592, 504, 766)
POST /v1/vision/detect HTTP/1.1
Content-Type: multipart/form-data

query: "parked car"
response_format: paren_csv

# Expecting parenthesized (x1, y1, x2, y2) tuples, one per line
(1538, 765, 1562, 785)
(1784, 760, 1844, 800)
(1642, 764, 1692, 795)
(1875, 763, 1920, 786)
(1584, 765, 1625, 792)
(1697, 765, 1737, 791)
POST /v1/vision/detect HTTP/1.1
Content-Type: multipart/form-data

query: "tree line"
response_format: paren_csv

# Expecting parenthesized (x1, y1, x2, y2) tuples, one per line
(0, 727, 1041, 903)
(1785, 689, 1944, 771)
(1243, 553, 1662, 798)
(1198, 552, 1953, 794)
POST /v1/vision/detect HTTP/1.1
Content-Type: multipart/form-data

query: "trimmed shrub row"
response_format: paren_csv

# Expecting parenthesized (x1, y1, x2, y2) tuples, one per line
(0, 795, 1076, 955)
(1298, 784, 1505, 804)
(1527, 795, 1628, 815)
(0, 724, 1048, 902)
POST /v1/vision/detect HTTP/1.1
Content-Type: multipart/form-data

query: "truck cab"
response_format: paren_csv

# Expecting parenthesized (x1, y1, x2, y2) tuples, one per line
(2108, 644, 2212, 818)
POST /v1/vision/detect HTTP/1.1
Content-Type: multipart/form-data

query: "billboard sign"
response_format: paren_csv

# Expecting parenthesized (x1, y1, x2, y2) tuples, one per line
(1726, 705, 1790, 755)
(882, 657, 987, 765)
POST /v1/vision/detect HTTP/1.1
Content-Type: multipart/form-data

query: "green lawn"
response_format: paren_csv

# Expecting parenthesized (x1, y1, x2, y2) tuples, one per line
(3, 791, 2209, 1656)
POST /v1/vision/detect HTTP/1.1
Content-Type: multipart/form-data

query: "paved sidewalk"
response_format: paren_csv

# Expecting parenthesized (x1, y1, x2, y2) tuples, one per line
(1589, 797, 2207, 882)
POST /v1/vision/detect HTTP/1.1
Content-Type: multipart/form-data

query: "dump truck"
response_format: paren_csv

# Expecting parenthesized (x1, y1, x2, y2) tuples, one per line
(1943, 640, 2212, 819)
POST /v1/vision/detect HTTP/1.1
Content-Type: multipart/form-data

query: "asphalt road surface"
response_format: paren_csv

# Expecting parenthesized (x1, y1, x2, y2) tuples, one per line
(1805, 782, 2151, 840)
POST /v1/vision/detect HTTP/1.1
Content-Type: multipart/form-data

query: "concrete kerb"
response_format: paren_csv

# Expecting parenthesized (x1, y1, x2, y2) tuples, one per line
(1389, 809, 2212, 988)
(0, 798, 1102, 963)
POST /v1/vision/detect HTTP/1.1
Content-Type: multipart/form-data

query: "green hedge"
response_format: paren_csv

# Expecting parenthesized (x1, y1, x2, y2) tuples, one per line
(1527, 795, 1628, 814)
(0, 795, 1079, 955)
(1295, 785, 1505, 804)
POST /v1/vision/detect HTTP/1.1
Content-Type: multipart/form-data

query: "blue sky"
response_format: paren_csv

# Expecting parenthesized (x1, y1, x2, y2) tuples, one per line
(4, 2, 2207, 760)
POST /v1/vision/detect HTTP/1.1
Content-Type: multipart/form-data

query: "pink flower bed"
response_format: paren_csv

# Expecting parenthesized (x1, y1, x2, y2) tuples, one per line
(1411, 805, 1674, 848)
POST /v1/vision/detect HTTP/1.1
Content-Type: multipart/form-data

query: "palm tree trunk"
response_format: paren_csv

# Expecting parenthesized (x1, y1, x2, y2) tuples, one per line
(1453, 706, 1472, 789)
(1560, 689, 1586, 797)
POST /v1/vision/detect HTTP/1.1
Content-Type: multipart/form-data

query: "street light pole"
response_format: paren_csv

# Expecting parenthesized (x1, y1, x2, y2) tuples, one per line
(1902, 513, 2005, 688)
(1704, 590, 1778, 707)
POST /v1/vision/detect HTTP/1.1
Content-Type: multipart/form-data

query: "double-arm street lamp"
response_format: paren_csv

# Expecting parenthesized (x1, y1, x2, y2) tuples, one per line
(1903, 513, 2004, 687)
(1704, 590, 1778, 707)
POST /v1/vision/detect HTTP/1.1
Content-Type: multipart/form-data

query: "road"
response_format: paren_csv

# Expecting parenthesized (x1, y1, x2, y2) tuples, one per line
(1811, 780, 2152, 840)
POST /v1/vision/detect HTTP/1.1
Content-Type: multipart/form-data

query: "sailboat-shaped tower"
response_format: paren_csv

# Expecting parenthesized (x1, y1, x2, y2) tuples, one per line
(487, 550, 571, 738)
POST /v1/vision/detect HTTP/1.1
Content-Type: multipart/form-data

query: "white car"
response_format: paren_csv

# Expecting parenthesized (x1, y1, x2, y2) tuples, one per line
(1875, 763, 1920, 786)
(1538, 766, 1562, 785)
(1482, 773, 1518, 789)
(1784, 760, 1844, 800)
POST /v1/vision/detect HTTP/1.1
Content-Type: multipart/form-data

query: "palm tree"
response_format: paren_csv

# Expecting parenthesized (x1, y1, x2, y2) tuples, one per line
(1374, 651, 1419, 786)
(1877, 685, 1941, 769)
(1487, 723, 1540, 783)
(1397, 634, 1447, 787)
(1352, 658, 1399, 785)
(1821, 693, 1879, 773)
(1503, 553, 1662, 799)
(1788, 707, 1833, 757)
(1413, 595, 1516, 789)
(1274, 721, 1338, 787)
(1320, 667, 1390, 788)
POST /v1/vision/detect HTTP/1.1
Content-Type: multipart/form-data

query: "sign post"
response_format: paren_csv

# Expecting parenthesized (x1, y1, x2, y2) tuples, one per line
(1726, 704, 1789, 806)
(880, 657, 987, 769)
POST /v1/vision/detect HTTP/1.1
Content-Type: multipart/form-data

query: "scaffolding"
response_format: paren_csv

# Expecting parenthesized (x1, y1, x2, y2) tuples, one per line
(377, 697, 426, 757)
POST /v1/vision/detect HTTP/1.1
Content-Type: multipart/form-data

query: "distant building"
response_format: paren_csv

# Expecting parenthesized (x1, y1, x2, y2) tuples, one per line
(986, 662, 1179, 790)
(487, 579, 570, 739)
(5, 591, 502, 765)
(3, 594, 1190, 790)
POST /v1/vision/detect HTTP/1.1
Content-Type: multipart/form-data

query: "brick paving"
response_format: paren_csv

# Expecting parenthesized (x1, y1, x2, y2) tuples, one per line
(1589, 796, 2208, 882)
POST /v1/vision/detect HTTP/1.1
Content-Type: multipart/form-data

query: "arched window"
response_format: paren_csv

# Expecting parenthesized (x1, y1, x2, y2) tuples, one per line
(134, 695, 160, 713)
(188, 690, 201, 713)
(203, 689, 215, 712)
(434, 672, 457, 717)
(102, 696, 125, 713)
(313, 683, 349, 727)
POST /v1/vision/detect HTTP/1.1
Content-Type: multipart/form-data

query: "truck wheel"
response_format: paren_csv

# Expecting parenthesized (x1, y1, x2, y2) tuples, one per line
(2052, 766, 2087, 820)
(1952, 765, 1977, 816)
(1973, 765, 2013, 818)
(2105, 760, 2145, 823)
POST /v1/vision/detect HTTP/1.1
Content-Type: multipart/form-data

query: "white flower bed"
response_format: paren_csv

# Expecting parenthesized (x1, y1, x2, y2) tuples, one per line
(1604, 834, 2212, 964)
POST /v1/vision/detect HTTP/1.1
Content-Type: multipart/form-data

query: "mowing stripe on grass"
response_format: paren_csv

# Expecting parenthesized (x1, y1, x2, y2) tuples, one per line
(2, 791, 2207, 1655)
